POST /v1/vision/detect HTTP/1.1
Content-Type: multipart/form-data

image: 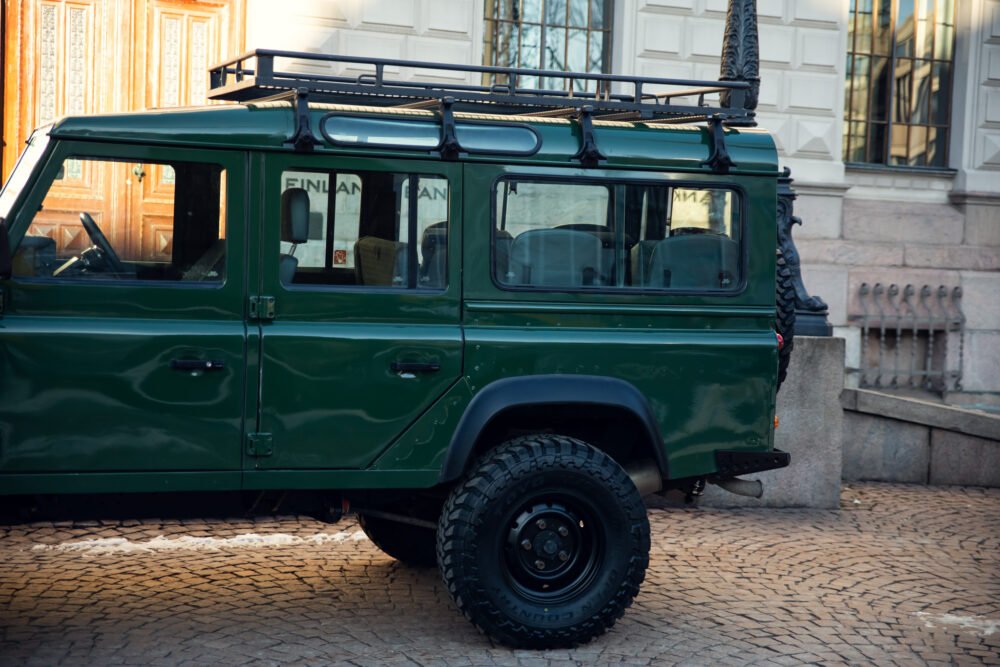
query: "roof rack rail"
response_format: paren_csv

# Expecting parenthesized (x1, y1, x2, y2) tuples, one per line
(208, 49, 754, 124)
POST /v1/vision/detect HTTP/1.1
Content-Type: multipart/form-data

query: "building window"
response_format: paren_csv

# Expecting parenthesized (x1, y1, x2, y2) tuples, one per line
(844, 0, 955, 168)
(483, 0, 613, 92)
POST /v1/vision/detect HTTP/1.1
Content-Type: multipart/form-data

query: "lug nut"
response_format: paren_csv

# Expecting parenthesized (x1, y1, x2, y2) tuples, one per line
(558, 550, 569, 562)
(557, 526, 569, 537)
(534, 559, 546, 570)
(536, 519, 546, 530)
(521, 539, 532, 550)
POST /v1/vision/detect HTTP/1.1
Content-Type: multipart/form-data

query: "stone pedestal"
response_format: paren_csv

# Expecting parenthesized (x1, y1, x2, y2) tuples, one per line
(700, 336, 845, 509)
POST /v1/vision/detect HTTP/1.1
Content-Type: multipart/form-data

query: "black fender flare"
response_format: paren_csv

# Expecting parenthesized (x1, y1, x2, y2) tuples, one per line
(438, 374, 667, 483)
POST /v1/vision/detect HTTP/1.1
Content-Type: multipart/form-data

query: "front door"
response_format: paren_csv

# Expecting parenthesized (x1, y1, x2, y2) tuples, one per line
(252, 154, 463, 470)
(0, 141, 247, 476)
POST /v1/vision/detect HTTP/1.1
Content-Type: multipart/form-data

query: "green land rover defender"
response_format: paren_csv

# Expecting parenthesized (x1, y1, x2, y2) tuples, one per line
(0, 50, 792, 648)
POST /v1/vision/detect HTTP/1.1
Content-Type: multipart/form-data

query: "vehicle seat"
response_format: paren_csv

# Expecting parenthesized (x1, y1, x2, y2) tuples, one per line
(507, 229, 604, 287)
(12, 235, 57, 277)
(645, 234, 738, 289)
(280, 187, 310, 284)
(182, 239, 226, 281)
(355, 237, 408, 286)
(419, 221, 447, 288)
(555, 223, 628, 284)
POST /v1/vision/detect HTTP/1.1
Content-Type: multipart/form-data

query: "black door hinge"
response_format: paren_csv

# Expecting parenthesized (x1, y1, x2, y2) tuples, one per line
(249, 296, 275, 321)
(246, 433, 273, 457)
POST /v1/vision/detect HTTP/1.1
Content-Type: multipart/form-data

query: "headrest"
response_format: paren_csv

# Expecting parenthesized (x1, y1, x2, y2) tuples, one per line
(281, 188, 310, 244)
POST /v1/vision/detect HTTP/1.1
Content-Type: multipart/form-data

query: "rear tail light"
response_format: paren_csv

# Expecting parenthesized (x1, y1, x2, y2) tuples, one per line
(776, 332, 784, 350)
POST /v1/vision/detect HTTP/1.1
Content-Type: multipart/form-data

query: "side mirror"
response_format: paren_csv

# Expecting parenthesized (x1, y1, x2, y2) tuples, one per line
(0, 218, 11, 279)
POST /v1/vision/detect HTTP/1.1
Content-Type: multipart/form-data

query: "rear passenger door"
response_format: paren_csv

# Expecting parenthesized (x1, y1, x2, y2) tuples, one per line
(252, 155, 463, 471)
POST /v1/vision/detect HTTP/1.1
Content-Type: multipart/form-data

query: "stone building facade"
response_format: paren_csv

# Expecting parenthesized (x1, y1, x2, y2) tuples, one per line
(240, 0, 999, 396)
(3, 0, 997, 396)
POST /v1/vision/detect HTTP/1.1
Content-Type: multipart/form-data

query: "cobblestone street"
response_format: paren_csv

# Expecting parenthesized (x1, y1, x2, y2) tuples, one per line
(0, 483, 997, 666)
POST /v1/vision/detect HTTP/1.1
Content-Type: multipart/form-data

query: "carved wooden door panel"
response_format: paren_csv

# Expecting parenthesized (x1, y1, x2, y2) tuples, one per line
(2, 0, 244, 260)
(3, 0, 130, 255)
(128, 0, 243, 261)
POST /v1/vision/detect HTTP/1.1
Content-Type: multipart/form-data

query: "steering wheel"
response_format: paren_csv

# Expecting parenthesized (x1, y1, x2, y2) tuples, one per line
(79, 212, 125, 275)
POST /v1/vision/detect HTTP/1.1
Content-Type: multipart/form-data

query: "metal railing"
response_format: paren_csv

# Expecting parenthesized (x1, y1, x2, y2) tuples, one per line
(855, 283, 965, 391)
(206, 49, 754, 123)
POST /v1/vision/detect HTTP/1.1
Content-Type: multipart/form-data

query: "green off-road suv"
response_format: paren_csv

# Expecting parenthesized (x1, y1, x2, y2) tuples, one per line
(0, 50, 791, 648)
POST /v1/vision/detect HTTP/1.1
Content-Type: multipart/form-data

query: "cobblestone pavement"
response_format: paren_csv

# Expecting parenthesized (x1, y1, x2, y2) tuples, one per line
(0, 483, 998, 666)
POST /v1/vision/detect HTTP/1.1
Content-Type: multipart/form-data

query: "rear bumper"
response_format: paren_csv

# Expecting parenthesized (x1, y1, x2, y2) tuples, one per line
(713, 449, 790, 477)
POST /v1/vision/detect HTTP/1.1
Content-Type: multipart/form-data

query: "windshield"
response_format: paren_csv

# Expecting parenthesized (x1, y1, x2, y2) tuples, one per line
(0, 128, 51, 221)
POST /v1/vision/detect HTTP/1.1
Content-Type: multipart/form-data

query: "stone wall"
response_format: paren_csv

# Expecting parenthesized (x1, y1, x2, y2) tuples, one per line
(842, 388, 1000, 486)
(245, 0, 481, 86)
(614, 0, 846, 184)
(797, 170, 1000, 393)
(241, 0, 1000, 393)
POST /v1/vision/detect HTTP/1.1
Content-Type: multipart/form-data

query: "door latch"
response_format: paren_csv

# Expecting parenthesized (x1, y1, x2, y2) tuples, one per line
(246, 433, 273, 457)
(249, 296, 275, 321)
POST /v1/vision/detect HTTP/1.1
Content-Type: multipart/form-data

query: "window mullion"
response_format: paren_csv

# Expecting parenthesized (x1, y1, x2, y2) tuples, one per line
(886, 0, 898, 164)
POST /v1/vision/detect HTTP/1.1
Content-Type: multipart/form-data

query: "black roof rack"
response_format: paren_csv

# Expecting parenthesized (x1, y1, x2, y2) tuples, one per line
(208, 49, 753, 124)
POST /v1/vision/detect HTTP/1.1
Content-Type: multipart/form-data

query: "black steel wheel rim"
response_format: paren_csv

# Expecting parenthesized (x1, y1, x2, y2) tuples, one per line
(502, 493, 604, 604)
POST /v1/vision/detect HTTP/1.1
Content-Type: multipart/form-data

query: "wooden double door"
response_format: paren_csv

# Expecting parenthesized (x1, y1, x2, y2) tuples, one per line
(2, 0, 244, 260)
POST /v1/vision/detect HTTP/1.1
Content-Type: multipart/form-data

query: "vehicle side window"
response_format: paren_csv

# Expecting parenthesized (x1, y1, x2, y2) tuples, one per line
(279, 169, 449, 289)
(630, 187, 740, 290)
(13, 157, 227, 283)
(495, 180, 612, 288)
(493, 178, 741, 291)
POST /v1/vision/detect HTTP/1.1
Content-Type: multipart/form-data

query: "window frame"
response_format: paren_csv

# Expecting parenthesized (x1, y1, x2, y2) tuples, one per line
(843, 0, 956, 169)
(8, 144, 234, 291)
(320, 112, 542, 157)
(482, 0, 615, 93)
(489, 173, 748, 297)
(277, 166, 453, 294)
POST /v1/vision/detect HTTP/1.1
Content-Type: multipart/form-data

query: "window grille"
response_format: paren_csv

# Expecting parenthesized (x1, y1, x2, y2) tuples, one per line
(843, 0, 955, 168)
(483, 0, 614, 92)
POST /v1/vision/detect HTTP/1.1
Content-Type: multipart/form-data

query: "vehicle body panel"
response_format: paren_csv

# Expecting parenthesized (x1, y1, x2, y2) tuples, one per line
(0, 103, 781, 495)
(0, 142, 248, 477)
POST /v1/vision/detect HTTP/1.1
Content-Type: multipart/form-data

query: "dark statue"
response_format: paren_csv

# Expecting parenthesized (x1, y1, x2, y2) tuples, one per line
(777, 168, 833, 336)
(720, 0, 832, 336)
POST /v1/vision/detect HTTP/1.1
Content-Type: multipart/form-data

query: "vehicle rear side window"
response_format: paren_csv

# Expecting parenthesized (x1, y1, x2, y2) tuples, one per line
(13, 157, 227, 283)
(279, 170, 449, 289)
(494, 177, 742, 292)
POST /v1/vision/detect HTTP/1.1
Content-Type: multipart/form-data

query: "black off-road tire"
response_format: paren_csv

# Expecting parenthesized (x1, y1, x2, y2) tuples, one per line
(357, 513, 437, 567)
(437, 435, 650, 649)
(776, 249, 796, 391)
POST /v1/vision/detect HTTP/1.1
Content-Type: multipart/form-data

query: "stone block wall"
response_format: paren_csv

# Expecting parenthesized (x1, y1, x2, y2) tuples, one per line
(245, 0, 481, 86)
(797, 168, 1000, 393)
(615, 0, 846, 184)
(241, 0, 1000, 394)
(842, 388, 1000, 486)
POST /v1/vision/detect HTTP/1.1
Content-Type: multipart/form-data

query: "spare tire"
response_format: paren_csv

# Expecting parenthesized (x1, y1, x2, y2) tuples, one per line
(776, 249, 796, 391)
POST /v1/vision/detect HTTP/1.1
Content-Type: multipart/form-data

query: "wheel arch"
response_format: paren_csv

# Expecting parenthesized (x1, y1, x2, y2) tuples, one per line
(438, 375, 667, 483)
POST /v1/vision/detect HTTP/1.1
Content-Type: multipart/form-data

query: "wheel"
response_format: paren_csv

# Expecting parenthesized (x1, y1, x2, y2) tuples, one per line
(79, 212, 125, 275)
(357, 512, 437, 567)
(437, 435, 650, 649)
(776, 249, 796, 391)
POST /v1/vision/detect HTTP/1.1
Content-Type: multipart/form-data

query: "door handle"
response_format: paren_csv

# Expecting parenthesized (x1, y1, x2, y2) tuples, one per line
(170, 359, 225, 372)
(390, 361, 441, 376)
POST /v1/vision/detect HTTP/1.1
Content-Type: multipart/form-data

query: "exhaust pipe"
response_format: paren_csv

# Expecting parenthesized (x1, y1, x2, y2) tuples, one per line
(625, 459, 663, 497)
(712, 477, 763, 499)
